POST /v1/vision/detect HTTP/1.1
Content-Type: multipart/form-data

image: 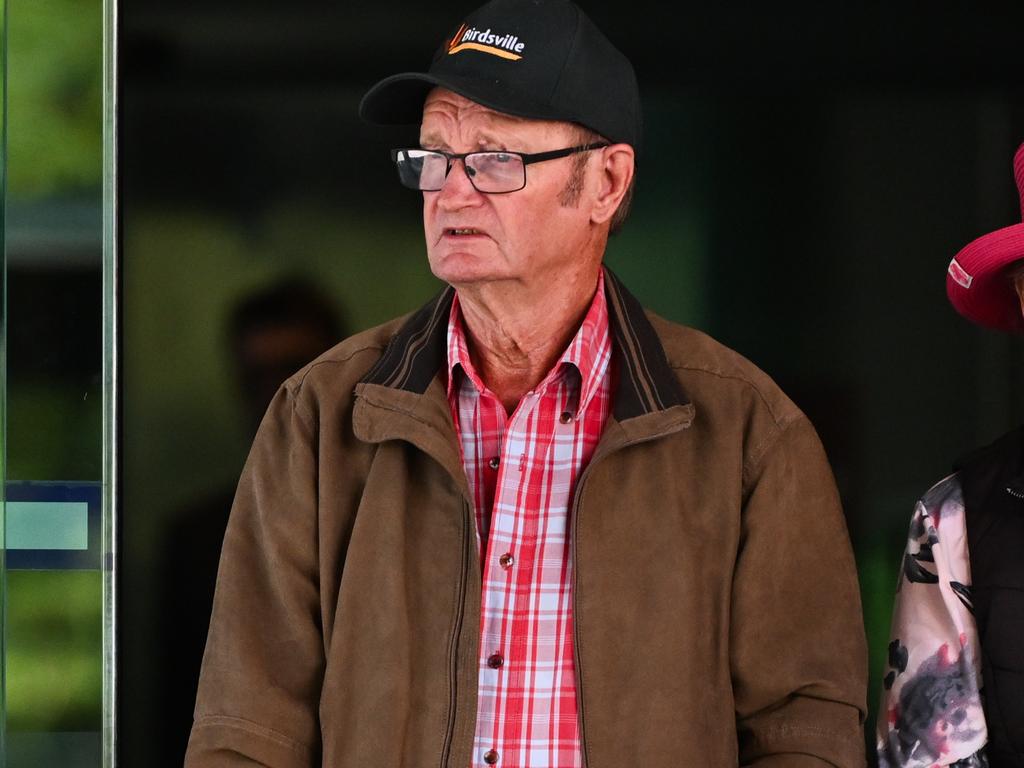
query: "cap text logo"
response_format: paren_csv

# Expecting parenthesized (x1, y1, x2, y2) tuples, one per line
(447, 23, 525, 61)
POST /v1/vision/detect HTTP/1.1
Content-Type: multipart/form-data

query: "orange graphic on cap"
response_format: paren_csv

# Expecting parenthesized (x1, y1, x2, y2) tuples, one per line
(448, 24, 469, 51)
(447, 23, 525, 61)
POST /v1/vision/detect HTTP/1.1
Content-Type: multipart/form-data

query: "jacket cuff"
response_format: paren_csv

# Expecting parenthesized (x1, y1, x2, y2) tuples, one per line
(186, 714, 314, 768)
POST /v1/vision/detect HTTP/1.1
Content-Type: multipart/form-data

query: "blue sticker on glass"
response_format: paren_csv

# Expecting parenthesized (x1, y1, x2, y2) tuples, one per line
(5, 482, 102, 570)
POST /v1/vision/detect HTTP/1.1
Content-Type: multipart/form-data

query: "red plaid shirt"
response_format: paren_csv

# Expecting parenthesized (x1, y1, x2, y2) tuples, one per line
(446, 273, 613, 768)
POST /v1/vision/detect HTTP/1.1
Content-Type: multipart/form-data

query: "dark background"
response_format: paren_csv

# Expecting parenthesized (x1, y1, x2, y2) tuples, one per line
(118, 2, 1024, 764)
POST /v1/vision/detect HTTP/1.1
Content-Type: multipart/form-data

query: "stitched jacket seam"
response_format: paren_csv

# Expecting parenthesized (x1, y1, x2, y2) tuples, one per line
(760, 721, 848, 739)
(191, 714, 311, 755)
(741, 414, 805, 491)
(356, 394, 437, 431)
(289, 389, 317, 433)
(669, 363, 794, 428)
(286, 344, 387, 427)
(293, 344, 387, 395)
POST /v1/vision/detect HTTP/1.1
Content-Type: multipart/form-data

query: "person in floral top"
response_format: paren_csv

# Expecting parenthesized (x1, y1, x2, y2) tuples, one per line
(879, 142, 1024, 767)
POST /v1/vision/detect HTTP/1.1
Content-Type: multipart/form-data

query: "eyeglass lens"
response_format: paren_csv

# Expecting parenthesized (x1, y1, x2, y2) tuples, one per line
(396, 150, 526, 193)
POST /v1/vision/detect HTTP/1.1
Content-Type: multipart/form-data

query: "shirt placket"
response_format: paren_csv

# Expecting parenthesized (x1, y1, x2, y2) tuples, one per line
(474, 374, 583, 768)
(475, 391, 530, 768)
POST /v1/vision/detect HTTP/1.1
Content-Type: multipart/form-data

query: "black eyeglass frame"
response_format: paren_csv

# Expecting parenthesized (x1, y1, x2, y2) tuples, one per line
(389, 142, 610, 194)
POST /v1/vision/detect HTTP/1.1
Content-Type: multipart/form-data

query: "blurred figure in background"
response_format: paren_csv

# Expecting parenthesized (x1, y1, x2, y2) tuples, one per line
(878, 142, 1024, 767)
(156, 277, 343, 768)
(226, 277, 346, 436)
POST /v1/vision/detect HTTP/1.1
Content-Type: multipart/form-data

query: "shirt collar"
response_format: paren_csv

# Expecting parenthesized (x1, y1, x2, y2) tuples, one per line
(446, 270, 612, 414)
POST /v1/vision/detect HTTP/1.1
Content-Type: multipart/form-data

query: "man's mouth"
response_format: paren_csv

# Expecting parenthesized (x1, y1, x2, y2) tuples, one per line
(446, 228, 485, 236)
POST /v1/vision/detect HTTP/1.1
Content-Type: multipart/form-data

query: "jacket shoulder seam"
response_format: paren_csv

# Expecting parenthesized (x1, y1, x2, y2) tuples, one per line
(667, 363, 802, 488)
(287, 343, 387, 422)
(668, 363, 795, 427)
(295, 342, 387, 389)
(742, 412, 806, 490)
(191, 713, 311, 755)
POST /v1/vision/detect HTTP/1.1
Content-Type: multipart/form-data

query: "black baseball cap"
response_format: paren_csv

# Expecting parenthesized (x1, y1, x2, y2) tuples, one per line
(358, 0, 642, 150)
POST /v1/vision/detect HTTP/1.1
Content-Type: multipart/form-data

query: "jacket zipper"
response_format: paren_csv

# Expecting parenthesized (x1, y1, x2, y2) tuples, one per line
(1006, 485, 1024, 500)
(569, 466, 595, 768)
(569, 421, 691, 768)
(439, 500, 473, 768)
(570, 443, 625, 768)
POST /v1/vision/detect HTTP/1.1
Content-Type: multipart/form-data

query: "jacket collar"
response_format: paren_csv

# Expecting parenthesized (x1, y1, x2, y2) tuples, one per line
(353, 269, 693, 493)
(953, 425, 1024, 503)
(359, 267, 689, 422)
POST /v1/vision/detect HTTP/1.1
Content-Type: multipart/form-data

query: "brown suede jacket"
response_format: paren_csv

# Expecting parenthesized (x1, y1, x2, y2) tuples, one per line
(186, 270, 868, 767)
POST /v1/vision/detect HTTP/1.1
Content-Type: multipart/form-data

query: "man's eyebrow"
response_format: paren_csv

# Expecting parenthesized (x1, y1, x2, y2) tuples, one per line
(475, 133, 510, 149)
(418, 132, 449, 149)
(417, 131, 513, 151)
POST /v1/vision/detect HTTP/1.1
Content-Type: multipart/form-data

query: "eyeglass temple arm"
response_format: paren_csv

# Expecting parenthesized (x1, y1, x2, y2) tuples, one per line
(519, 142, 610, 166)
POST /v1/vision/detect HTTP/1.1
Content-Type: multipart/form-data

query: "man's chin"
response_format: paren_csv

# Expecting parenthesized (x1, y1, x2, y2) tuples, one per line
(428, 251, 510, 286)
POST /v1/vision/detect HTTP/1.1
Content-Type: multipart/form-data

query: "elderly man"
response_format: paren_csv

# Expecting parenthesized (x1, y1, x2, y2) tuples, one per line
(186, 1, 867, 766)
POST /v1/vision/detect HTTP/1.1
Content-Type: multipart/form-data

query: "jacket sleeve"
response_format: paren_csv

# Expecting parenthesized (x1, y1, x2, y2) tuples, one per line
(731, 414, 868, 767)
(185, 384, 324, 768)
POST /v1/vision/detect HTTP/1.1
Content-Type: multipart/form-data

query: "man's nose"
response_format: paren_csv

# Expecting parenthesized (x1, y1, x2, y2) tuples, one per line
(436, 158, 482, 206)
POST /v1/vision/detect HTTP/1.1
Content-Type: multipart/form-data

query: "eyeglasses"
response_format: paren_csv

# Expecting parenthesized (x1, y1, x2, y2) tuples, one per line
(390, 143, 609, 194)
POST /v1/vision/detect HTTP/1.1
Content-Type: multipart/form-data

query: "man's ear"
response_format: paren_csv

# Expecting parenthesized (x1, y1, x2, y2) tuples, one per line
(590, 144, 635, 226)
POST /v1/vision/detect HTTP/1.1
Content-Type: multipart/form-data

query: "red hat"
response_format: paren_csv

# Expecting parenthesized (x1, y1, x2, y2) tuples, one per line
(946, 142, 1024, 333)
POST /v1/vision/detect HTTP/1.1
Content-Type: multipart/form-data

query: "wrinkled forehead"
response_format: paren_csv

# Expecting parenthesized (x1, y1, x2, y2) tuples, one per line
(419, 87, 576, 149)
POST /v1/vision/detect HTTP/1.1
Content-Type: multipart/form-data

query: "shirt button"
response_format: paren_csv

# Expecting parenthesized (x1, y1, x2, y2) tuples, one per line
(484, 750, 499, 765)
(559, 411, 573, 424)
(488, 456, 500, 470)
(499, 552, 514, 569)
(487, 653, 504, 669)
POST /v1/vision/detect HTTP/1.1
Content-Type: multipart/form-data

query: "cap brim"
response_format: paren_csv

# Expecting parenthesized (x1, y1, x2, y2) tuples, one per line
(947, 223, 1024, 333)
(359, 71, 570, 129)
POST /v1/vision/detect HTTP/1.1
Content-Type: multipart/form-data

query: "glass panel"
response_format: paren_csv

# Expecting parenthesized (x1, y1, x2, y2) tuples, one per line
(100, 0, 117, 761)
(1, 0, 114, 764)
(1, 1, 6, 757)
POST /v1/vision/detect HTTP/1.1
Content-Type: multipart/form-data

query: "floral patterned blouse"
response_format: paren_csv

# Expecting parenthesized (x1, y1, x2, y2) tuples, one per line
(877, 474, 989, 767)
